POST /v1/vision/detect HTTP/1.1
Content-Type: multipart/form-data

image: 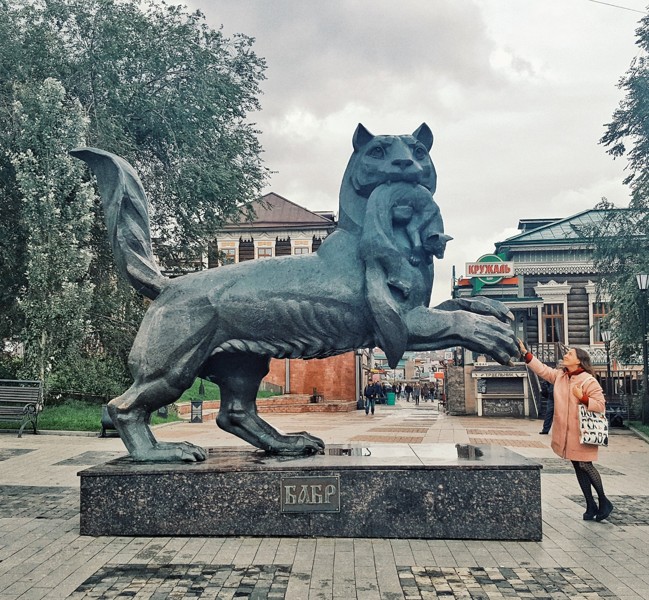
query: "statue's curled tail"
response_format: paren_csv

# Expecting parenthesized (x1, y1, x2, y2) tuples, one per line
(70, 148, 166, 300)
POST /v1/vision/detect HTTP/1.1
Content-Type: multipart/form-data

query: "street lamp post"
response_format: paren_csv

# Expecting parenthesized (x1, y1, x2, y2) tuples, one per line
(601, 329, 612, 402)
(637, 274, 649, 425)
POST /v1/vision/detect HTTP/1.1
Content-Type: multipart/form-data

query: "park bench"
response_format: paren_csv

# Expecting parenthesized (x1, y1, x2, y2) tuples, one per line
(0, 379, 43, 437)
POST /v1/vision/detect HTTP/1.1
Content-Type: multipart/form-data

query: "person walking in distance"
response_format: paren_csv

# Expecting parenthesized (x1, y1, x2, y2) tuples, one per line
(364, 380, 382, 415)
(413, 384, 421, 406)
(519, 339, 613, 521)
(405, 383, 413, 402)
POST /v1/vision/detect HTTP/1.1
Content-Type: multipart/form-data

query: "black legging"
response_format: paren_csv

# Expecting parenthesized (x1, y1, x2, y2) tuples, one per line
(572, 460, 606, 507)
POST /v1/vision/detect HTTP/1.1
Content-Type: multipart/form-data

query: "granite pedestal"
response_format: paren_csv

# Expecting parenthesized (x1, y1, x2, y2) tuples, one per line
(78, 444, 542, 540)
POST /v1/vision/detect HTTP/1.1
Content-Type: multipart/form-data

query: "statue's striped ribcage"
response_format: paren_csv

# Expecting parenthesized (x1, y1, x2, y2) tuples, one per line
(214, 298, 374, 359)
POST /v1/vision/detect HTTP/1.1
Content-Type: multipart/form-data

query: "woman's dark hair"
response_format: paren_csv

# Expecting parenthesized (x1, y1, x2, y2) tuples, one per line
(574, 347, 596, 376)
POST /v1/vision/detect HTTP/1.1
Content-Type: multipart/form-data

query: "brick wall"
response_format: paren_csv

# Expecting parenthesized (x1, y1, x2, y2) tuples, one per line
(265, 353, 357, 401)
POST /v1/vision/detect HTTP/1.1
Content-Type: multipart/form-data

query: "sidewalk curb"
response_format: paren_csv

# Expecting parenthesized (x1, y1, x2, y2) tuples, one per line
(628, 424, 649, 445)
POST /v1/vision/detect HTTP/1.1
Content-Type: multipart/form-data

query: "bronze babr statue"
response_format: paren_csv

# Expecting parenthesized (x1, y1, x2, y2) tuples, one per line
(71, 123, 519, 462)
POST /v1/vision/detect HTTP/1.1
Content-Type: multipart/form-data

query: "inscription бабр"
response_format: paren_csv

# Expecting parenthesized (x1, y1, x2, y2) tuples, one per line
(280, 476, 340, 513)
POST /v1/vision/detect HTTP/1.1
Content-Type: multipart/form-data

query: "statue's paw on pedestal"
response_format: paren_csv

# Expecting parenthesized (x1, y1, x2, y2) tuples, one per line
(133, 441, 208, 463)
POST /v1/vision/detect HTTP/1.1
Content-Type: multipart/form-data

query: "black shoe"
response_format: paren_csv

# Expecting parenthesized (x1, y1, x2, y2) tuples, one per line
(596, 498, 614, 522)
(539, 431, 549, 435)
(583, 506, 598, 521)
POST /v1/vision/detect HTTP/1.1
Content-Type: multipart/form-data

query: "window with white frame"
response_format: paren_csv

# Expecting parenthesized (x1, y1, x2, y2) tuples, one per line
(542, 303, 564, 343)
(221, 248, 236, 264)
(592, 301, 611, 343)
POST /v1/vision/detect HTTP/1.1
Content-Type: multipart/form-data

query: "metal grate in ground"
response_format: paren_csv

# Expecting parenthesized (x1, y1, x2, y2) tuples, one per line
(567, 495, 649, 526)
(398, 565, 615, 599)
(69, 564, 291, 599)
(0, 485, 78, 519)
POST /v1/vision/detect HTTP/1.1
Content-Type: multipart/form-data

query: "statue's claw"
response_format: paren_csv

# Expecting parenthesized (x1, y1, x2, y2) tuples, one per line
(132, 441, 208, 463)
(267, 432, 326, 456)
(435, 296, 514, 323)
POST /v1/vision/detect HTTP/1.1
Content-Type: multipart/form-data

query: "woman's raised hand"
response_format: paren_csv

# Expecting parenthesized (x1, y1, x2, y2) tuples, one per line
(517, 338, 528, 356)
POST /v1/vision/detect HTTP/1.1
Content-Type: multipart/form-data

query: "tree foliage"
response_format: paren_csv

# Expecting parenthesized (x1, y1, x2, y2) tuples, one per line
(0, 0, 268, 391)
(10, 78, 95, 382)
(593, 12, 649, 362)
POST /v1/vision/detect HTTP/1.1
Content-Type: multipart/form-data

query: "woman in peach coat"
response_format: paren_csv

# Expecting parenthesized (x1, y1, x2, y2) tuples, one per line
(518, 340, 613, 522)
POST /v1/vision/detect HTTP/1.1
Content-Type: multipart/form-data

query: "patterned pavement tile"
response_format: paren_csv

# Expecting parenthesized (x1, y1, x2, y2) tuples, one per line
(538, 458, 622, 476)
(468, 437, 547, 448)
(53, 451, 125, 466)
(68, 564, 291, 599)
(350, 434, 425, 443)
(0, 448, 35, 462)
(398, 566, 616, 599)
(0, 485, 78, 519)
(466, 428, 529, 436)
(369, 427, 430, 433)
(567, 494, 649, 525)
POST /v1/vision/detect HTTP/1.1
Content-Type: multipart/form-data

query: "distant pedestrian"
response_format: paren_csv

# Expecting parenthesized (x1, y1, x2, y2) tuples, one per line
(405, 384, 413, 402)
(413, 384, 421, 406)
(422, 384, 430, 402)
(364, 381, 382, 415)
(519, 339, 613, 522)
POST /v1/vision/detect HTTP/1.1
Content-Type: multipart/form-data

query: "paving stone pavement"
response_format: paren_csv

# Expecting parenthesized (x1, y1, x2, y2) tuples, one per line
(1, 399, 649, 599)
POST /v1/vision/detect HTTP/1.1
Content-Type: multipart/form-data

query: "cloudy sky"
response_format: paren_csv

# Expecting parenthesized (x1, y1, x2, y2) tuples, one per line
(185, 0, 645, 305)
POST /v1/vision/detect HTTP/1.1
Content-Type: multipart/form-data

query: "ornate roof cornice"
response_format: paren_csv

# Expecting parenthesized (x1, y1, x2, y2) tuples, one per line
(514, 264, 597, 276)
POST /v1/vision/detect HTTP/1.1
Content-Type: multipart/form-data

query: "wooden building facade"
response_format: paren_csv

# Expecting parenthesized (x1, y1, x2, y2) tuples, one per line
(453, 209, 642, 418)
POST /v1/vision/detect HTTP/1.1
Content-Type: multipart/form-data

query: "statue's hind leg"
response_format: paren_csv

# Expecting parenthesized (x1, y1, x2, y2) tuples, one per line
(207, 353, 325, 455)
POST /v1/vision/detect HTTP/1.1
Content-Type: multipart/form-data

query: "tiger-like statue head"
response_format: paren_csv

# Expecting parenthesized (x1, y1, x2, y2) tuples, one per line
(338, 123, 438, 232)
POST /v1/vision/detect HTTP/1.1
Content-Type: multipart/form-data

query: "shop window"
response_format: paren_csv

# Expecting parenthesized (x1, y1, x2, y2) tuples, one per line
(592, 302, 611, 343)
(542, 303, 564, 343)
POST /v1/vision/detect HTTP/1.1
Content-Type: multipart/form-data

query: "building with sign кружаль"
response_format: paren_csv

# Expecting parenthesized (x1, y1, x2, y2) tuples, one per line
(451, 209, 643, 421)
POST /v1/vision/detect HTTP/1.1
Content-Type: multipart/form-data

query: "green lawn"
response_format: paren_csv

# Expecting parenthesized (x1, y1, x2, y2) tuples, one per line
(1, 399, 181, 433)
(0, 378, 280, 433)
(629, 421, 649, 438)
(178, 378, 281, 401)
(179, 378, 220, 401)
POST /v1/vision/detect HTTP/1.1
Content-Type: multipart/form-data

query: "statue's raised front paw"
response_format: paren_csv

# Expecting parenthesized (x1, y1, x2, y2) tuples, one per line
(435, 296, 514, 323)
(468, 314, 519, 365)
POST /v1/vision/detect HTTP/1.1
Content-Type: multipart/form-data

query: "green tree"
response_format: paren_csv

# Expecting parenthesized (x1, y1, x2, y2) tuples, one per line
(10, 78, 95, 384)
(593, 11, 649, 365)
(0, 0, 267, 391)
